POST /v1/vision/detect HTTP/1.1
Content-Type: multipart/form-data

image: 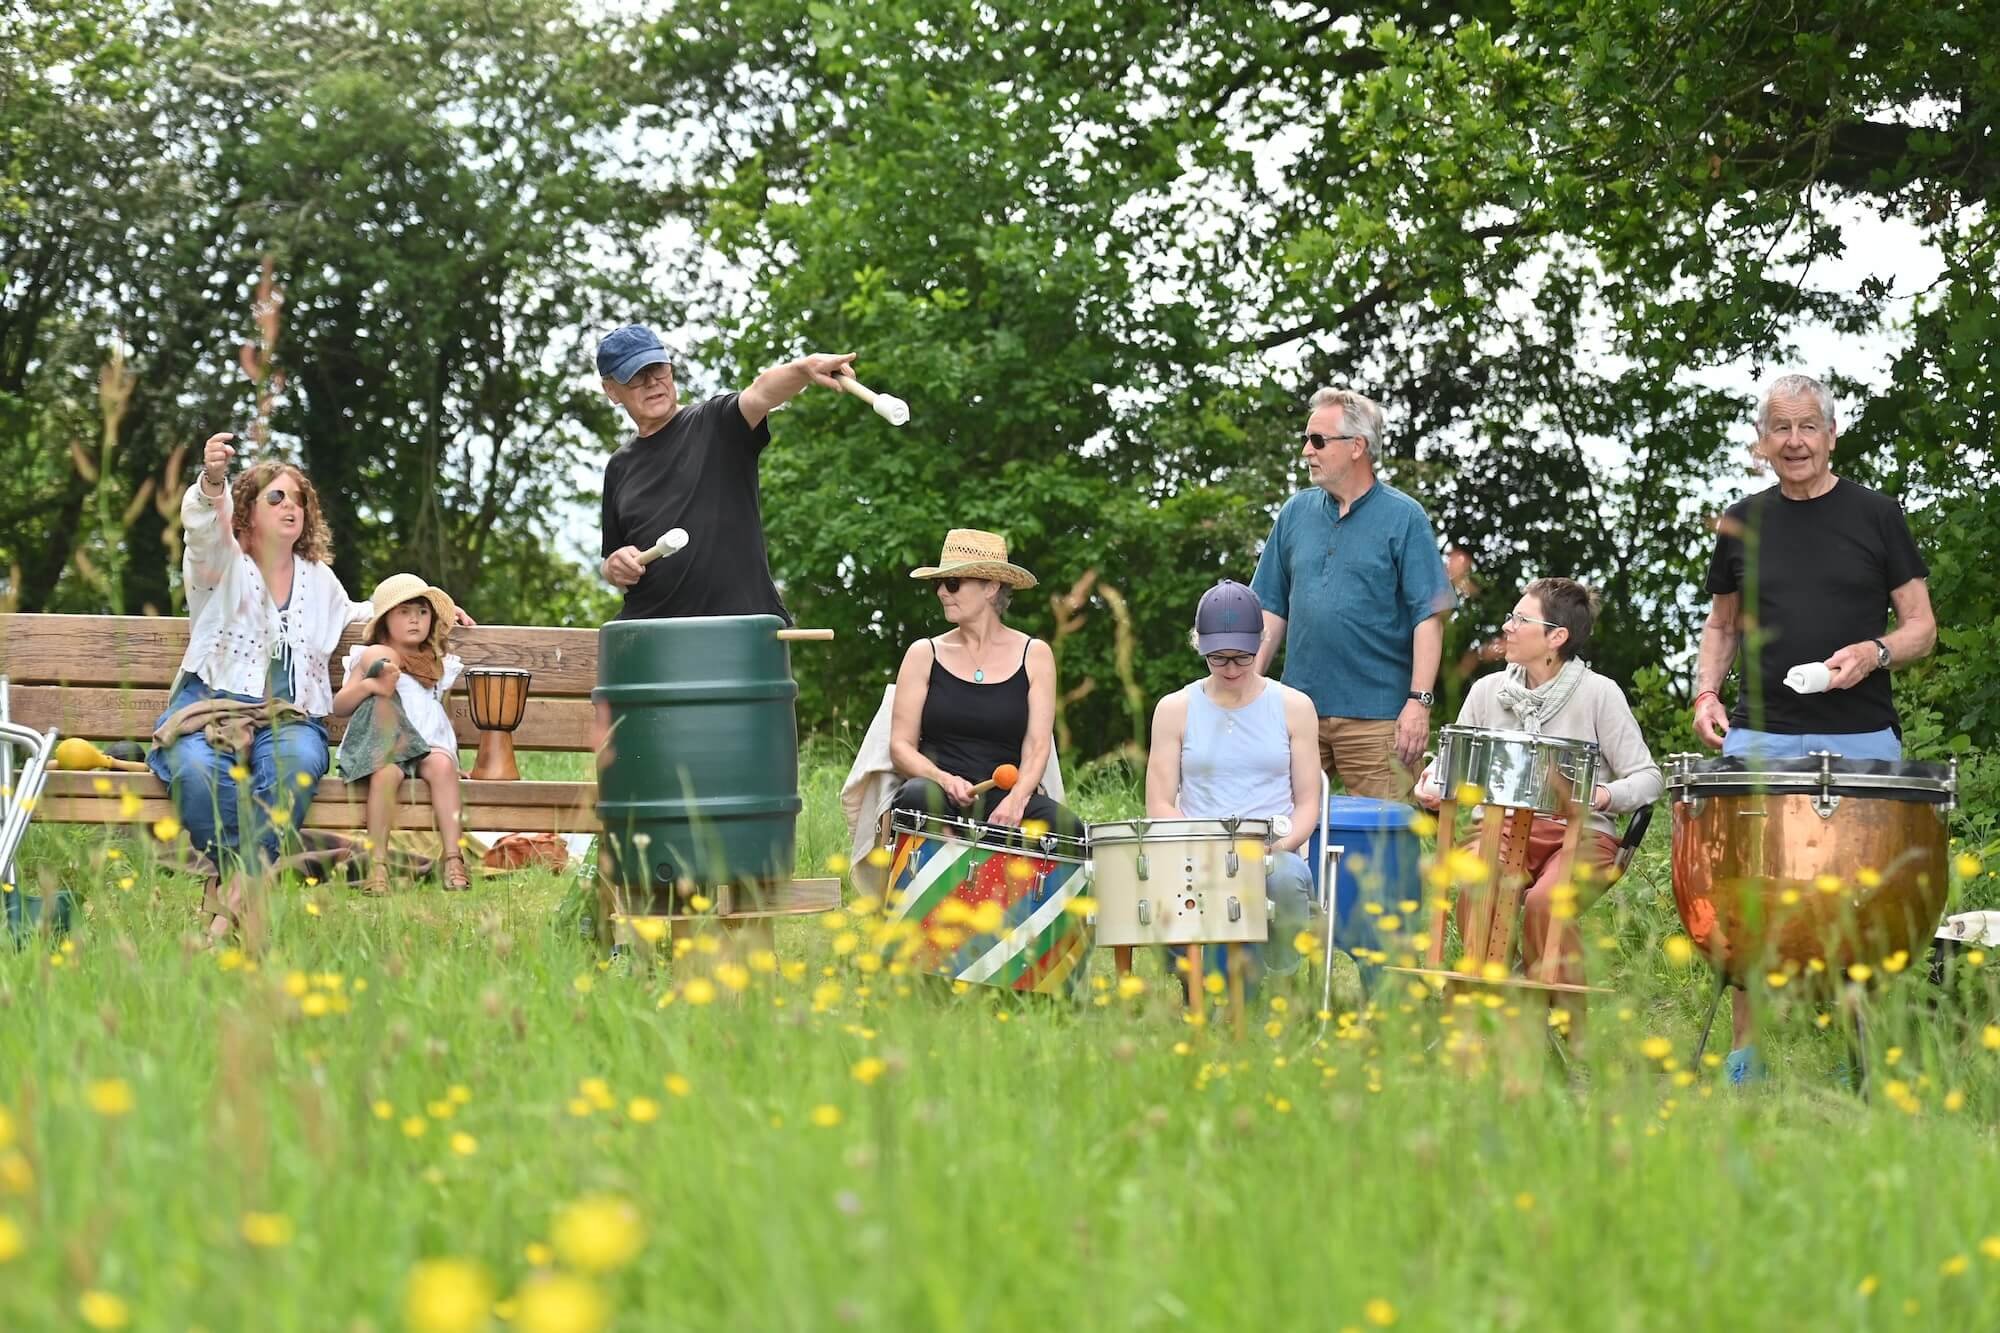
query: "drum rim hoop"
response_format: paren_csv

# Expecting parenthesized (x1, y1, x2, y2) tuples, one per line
(1086, 816, 1274, 846)
(465, 667, 532, 679)
(888, 809, 1088, 858)
(1437, 723, 1601, 754)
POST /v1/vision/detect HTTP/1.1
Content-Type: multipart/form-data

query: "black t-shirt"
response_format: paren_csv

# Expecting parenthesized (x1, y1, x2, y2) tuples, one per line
(600, 393, 790, 622)
(1705, 478, 1927, 735)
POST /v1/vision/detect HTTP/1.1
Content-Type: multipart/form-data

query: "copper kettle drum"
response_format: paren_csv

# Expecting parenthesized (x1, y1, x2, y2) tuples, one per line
(1667, 752, 1955, 987)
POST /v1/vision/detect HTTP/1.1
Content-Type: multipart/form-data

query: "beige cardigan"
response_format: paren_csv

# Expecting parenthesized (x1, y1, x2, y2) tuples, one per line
(1451, 667, 1664, 836)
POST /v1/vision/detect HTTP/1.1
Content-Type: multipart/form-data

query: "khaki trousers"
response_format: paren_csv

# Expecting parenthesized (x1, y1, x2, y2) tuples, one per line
(1315, 716, 1412, 801)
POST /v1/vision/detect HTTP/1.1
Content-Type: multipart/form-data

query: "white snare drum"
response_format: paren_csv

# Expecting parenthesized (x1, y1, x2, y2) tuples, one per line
(1087, 818, 1271, 947)
(1434, 724, 1599, 816)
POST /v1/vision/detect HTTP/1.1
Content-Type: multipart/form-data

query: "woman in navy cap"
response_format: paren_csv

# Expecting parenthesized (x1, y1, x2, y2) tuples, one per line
(1143, 579, 1321, 981)
(594, 323, 855, 621)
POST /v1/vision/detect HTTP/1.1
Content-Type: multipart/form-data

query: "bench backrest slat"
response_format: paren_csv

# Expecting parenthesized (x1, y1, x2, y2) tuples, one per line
(0, 614, 600, 696)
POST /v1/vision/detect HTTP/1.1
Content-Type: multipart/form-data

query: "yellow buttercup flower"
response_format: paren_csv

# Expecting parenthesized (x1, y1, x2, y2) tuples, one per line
(1981, 1025, 2000, 1051)
(403, 1258, 494, 1333)
(241, 1211, 294, 1248)
(626, 1097, 660, 1123)
(809, 1104, 843, 1128)
(78, 1290, 130, 1330)
(1116, 975, 1146, 999)
(1064, 895, 1097, 918)
(1364, 1297, 1397, 1327)
(515, 1273, 609, 1333)
(118, 789, 143, 818)
(450, 1133, 478, 1157)
(663, 1073, 691, 1098)
(551, 1195, 645, 1274)
(682, 977, 717, 1006)
(0, 1215, 24, 1263)
(1956, 853, 1982, 879)
(86, 1078, 135, 1118)
(1662, 936, 1694, 966)
(851, 1057, 888, 1086)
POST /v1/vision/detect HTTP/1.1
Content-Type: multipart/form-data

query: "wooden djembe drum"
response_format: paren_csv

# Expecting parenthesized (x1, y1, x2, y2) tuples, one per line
(464, 667, 531, 780)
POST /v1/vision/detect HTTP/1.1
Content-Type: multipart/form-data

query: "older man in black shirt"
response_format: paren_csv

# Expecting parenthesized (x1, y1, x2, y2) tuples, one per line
(1689, 371, 1938, 1083)
(596, 325, 854, 621)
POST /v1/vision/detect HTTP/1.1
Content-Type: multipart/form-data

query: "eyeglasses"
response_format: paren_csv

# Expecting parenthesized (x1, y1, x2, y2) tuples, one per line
(1204, 652, 1255, 668)
(1302, 433, 1363, 451)
(263, 487, 296, 507)
(1503, 611, 1562, 631)
(629, 364, 676, 387)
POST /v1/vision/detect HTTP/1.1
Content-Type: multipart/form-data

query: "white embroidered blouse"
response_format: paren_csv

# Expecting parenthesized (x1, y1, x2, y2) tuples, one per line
(174, 481, 371, 717)
(340, 645, 465, 753)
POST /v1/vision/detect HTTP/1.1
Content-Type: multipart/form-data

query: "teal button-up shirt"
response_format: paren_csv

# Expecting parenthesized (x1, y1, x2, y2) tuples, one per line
(1250, 481, 1454, 720)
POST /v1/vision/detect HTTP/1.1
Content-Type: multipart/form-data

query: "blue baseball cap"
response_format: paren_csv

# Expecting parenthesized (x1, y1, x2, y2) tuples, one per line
(1195, 579, 1263, 656)
(596, 325, 673, 384)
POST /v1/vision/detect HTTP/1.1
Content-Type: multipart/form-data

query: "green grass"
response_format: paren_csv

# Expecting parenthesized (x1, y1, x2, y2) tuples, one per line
(5, 753, 2000, 1332)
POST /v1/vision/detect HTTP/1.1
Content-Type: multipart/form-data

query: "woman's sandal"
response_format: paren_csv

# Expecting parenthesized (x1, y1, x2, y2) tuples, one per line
(358, 862, 391, 898)
(441, 853, 471, 893)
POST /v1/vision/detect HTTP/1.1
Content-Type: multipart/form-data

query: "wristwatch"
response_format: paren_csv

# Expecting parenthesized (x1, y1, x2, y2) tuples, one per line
(1871, 638, 1891, 670)
(1408, 690, 1436, 708)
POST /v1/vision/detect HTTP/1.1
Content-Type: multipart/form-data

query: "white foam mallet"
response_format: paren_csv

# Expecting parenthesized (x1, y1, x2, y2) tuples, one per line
(637, 527, 689, 566)
(833, 370, 910, 426)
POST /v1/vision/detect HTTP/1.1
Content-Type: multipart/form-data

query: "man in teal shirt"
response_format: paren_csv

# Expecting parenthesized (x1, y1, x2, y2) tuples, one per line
(1251, 387, 1455, 800)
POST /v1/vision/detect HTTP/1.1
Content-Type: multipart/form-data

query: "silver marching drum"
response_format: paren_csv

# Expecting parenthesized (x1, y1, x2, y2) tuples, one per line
(1086, 817, 1272, 947)
(1434, 724, 1600, 815)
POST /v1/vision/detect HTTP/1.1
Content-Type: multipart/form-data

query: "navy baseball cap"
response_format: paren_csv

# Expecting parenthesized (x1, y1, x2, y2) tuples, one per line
(596, 325, 673, 384)
(1195, 579, 1263, 656)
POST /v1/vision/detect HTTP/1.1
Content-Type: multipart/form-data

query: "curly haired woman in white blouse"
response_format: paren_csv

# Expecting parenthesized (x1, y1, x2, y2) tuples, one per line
(147, 432, 468, 936)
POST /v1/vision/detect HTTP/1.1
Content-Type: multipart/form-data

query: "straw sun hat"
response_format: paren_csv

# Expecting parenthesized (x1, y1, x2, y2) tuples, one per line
(908, 529, 1038, 589)
(363, 572, 458, 648)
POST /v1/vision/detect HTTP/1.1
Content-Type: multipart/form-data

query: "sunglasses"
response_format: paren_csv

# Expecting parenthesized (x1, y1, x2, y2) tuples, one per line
(1204, 652, 1255, 668)
(263, 486, 298, 507)
(933, 577, 968, 594)
(1302, 432, 1363, 451)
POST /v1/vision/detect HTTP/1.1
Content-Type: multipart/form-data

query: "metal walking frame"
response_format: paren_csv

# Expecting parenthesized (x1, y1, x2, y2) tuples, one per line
(1, 675, 62, 890)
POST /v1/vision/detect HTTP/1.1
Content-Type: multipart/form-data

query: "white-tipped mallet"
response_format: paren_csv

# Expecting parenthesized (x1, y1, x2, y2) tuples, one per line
(833, 371, 910, 426)
(638, 527, 690, 566)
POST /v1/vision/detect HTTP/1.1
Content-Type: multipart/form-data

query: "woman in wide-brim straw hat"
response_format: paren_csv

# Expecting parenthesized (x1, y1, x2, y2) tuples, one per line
(888, 529, 1082, 837)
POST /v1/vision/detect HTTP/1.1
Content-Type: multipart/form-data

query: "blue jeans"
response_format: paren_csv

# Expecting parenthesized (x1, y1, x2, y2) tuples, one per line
(1722, 726, 1902, 762)
(147, 677, 330, 867)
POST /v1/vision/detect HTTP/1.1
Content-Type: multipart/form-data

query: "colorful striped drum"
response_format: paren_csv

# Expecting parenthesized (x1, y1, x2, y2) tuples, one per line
(884, 812, 1091, 997)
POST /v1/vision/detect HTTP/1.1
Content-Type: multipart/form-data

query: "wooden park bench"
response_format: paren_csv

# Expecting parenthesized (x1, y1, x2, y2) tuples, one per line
(0, 613, 837, 915)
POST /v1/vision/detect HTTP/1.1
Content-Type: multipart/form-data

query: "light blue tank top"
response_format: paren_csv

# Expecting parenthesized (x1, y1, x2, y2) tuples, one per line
(1178, 680, 1294, 820)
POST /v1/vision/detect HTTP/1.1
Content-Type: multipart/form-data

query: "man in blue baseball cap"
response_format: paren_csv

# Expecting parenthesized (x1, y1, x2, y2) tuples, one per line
(1143, 579, 1321, 990)
(595, 324, 856, 620)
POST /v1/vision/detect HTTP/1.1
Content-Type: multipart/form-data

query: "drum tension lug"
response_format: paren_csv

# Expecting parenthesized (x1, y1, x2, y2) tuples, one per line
(1137, 899, 1151, 926)
(1227, 896, 1242, 923)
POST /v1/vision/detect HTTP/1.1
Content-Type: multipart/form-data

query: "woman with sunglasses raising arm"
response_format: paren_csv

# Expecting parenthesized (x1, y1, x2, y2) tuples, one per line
(887, 530, 1082, 839)
(1414, 578, 1661, 1020)
(148, 433, 472, 940)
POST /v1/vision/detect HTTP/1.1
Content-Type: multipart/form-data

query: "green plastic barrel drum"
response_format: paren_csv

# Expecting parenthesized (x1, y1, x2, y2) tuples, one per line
(594, 615, 801, 913)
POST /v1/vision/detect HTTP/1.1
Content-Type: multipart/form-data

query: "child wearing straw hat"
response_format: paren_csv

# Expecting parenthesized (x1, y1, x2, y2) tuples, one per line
(331, 574, 470, 895)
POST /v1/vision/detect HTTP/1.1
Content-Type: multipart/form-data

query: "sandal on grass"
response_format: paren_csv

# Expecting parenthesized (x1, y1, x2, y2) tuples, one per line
(357, 863, 391, 898)
(441, 853, 471, 892)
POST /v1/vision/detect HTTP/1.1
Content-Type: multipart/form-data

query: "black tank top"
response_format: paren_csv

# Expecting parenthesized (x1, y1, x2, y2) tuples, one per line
(918, 637, 1032, 782)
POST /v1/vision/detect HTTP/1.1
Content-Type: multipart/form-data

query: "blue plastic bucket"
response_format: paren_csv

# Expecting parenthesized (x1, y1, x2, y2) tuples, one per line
(1306, 796, 1423, 950)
